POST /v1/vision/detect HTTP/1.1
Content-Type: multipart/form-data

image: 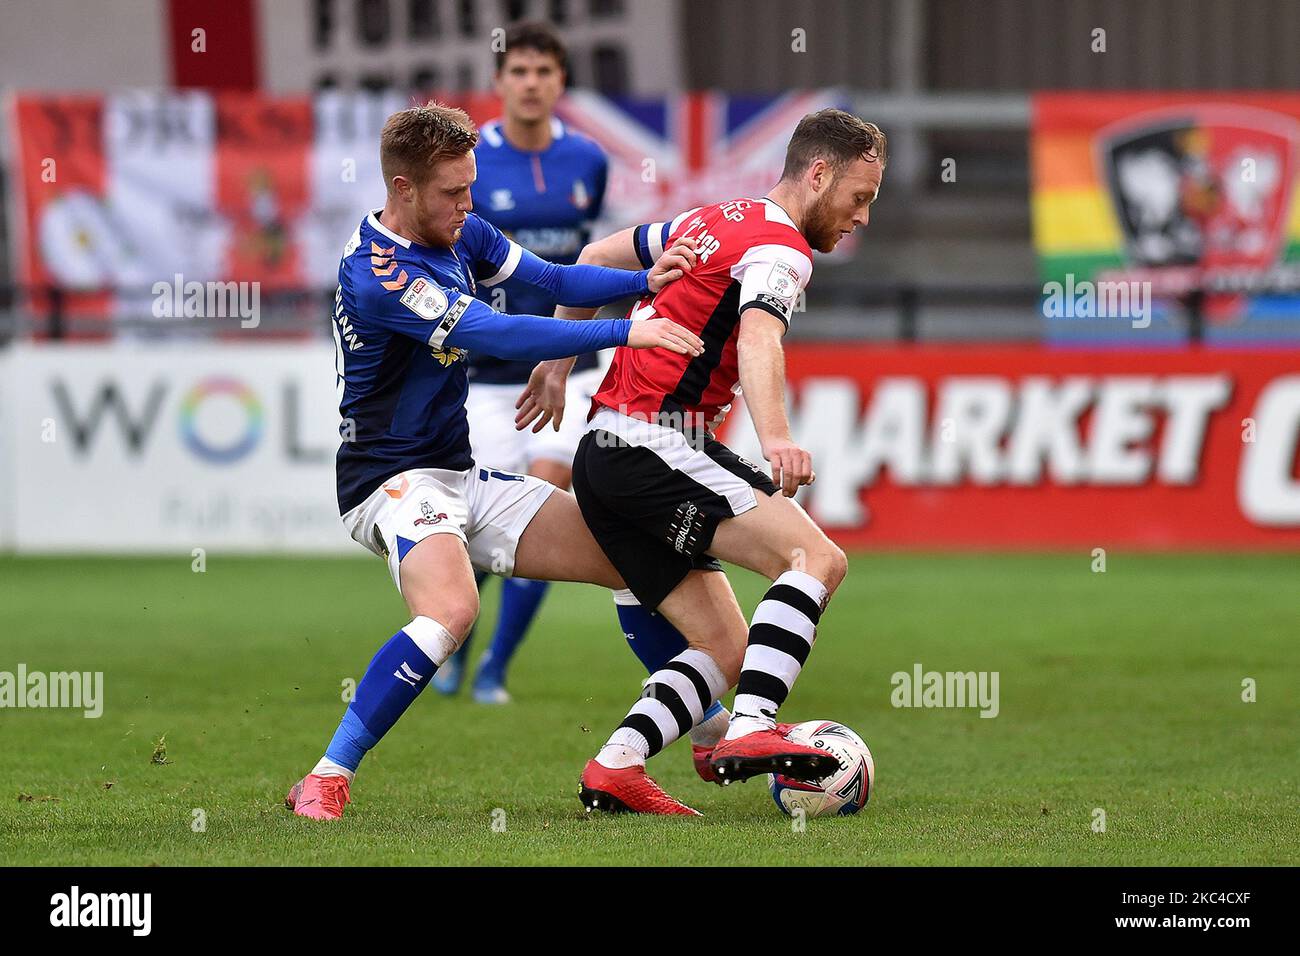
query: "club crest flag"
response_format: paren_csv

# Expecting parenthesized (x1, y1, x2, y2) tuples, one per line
(1032, 93, 1300, 343)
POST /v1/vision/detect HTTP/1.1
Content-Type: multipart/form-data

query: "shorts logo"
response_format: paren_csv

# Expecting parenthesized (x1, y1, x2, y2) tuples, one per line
(400, 277, 449, 320)
(737, 454, 762, 474)
(413, 500, 449, 526)
(382, 475, 409, 499)
(767, 261, 800, 297)
(671, 501, 700, 554)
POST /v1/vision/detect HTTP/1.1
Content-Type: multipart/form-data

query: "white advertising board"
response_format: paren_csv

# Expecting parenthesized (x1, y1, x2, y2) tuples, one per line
(5, 343, 356, 554)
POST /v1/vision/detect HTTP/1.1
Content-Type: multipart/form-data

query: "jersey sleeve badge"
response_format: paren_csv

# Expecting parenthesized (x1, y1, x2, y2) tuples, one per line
(400, 277, 449, 320)
(767, 261, 801, 298)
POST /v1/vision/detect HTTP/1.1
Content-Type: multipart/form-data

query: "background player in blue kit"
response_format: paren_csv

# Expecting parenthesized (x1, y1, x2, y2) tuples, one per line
(435, 23, 617, 704)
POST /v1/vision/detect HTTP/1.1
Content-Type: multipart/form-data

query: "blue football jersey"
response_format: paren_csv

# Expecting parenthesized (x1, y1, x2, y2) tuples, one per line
(468, 117, 608, 384)
(332, 209, 644, 515)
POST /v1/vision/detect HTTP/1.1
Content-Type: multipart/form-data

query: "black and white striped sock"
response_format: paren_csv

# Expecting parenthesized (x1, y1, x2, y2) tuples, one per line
(597, 648, 728, 769)
(725, 570, 828, 741)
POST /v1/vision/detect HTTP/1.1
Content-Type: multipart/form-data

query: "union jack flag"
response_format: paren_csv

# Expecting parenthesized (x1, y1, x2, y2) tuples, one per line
(555, 89, 849, 228)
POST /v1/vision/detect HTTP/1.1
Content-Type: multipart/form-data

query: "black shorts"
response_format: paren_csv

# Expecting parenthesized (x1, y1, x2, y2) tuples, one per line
(572, 415, 778, 610)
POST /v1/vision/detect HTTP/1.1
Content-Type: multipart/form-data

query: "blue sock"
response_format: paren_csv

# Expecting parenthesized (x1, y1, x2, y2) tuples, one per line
(324, 620, 451, 772)
(476, 578, 549, 687)
(616, 596, 725, 724)
(617, 598, 690, 672)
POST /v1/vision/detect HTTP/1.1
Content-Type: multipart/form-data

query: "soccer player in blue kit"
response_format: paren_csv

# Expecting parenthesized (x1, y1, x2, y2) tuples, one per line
(284, 102, 706, 819)
(434, 22, 614, 704)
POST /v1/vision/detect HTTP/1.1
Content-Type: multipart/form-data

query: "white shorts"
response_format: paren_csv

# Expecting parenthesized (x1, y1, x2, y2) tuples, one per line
(467, 366, 607, 474)
(341, 466, 555, 594)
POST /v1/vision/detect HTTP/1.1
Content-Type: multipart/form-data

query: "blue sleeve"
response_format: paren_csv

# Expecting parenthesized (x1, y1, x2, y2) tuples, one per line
(492, 247, 649, 308)
(358, 269, 630, 359)
(442, 295, 632, 360)
(461, 213, 513, 271)
(465, 211, 648, 308)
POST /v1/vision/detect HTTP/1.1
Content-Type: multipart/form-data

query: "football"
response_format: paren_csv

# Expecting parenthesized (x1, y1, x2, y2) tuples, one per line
(768, 720, 875, 817)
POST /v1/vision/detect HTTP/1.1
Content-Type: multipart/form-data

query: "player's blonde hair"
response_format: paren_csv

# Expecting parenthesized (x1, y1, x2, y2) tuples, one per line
(380, 102, 479, 190)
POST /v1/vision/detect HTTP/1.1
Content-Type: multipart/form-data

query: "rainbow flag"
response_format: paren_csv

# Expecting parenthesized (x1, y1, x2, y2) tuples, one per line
(1031, 93, 1300, 341)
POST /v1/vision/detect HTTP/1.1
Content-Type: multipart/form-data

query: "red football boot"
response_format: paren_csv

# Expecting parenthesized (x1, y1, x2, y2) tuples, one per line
(692, 743, 722, 784)
(579, 759, 701, 816)
(710, 727, 839, 783)
(693, 723, 798, 784)
(285, 774, 351, 820)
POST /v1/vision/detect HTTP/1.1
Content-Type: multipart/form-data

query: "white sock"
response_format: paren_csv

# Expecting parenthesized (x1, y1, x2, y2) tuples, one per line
(311, 758, 355, 782)
(403, 615, 461, 667)
(596, 733, 649, 770)
(725, 570, 828, 741)
(723, 712, 775, 740)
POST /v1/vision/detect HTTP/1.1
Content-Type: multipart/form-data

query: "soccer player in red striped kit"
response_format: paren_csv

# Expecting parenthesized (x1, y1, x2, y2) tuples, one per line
(515, 109, 887, 814)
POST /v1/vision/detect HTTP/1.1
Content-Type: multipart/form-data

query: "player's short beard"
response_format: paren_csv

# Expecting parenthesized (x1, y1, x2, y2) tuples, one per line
(418, 212, 454, 249)
(804, 184, 841, 253)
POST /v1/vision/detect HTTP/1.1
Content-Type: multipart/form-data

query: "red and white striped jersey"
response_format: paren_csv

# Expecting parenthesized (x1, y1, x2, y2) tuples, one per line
(592, 197, 813, 433)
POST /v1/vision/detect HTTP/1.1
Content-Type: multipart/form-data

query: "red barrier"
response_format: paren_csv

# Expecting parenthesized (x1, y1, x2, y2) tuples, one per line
(717, 345, 1300, 549)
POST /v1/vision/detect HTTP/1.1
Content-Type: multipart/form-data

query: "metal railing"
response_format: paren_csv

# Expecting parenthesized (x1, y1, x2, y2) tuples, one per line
(0, 281, 1050, 344)
(0, 282, 1256, 347)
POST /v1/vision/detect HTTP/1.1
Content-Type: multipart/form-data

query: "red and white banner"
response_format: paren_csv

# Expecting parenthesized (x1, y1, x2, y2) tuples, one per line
(7, 90, 501, 323)
(7, 89, 834, 327)
(719, 345, 1300, 549)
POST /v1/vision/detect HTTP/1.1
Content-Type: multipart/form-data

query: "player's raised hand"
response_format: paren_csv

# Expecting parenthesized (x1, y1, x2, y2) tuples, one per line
(762, 437, 816, 497)
(646, 236, 699, 293)
(514, 360, 570, 433)
(626, 317, 704, 356)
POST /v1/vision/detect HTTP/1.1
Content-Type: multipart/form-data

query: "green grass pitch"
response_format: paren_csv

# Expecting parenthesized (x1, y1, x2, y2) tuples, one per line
(1, 552, 1295, 866)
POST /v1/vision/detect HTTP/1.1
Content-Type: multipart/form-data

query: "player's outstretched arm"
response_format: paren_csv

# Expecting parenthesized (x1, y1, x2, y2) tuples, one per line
(512, 231, 627, 433)
(364, 268, 700, 363)
(444, 295, 702, 363)
(737, 308, 814, 498)
(503, 247, 649, 308)
(515, 231, 698, 434)
(500, 238, 694, 309)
